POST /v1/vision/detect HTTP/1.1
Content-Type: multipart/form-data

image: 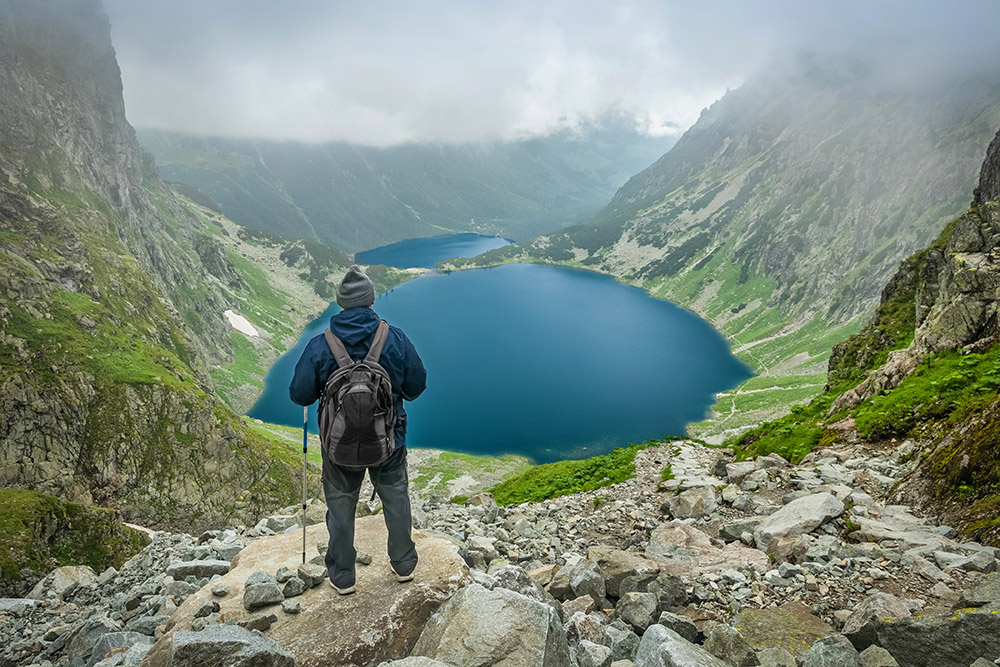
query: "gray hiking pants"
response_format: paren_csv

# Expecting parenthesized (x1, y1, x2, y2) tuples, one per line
(322, 445, 417, 589)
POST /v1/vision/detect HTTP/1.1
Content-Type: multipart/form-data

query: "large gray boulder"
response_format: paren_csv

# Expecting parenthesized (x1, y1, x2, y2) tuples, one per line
(587, 546, 660, 598)
(412, 584, 572, 667)
(664, 487, 717, 520)
(703, 623, 757, 667)
(802, 635, 862, 667)
(869, 607, 1000, 667)
(65, 615, 120, 667)
(646, 521, 768, 576)
(842, 593, 911, 651)
(754, 493, 844, 550)
(158, 625, 293, 667)
(28, 565, 98, 601)
(634, 625, 729, 667)
(87, 632, 152, 667)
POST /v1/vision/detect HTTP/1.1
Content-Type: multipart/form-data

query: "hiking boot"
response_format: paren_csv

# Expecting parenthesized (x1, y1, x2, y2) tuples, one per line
(391, 565, 414, 583)
(329, 580, 356, 595)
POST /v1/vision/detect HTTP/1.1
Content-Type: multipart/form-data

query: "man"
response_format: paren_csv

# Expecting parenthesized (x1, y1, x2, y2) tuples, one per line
(289, 265, 427, 594)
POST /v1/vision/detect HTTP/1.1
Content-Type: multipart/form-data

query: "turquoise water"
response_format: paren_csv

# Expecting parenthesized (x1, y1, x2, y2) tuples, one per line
(355, 232, 511, 269)
(249, 236, 752, 463)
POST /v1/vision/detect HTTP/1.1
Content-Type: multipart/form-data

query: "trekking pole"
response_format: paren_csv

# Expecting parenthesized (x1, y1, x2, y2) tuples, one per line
(302, 405, 308, 565)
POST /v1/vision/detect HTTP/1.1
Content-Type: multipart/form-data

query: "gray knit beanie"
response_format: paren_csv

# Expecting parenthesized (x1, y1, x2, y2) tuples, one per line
(336, 265, 375, 309)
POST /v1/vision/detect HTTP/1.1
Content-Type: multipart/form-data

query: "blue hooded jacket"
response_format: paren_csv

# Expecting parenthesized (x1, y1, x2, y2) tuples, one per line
(288, 306, 427, 449)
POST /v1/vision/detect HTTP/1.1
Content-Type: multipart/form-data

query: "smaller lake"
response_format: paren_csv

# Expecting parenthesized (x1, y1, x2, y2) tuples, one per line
(249, 233, 753, 463)
(355, 232, 511, 269)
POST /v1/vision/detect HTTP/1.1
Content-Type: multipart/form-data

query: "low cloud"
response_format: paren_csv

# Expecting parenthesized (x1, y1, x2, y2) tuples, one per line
(104, 0, 1000, 146)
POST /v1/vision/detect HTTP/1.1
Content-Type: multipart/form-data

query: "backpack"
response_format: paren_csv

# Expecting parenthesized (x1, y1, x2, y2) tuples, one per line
(318, 320, 396, 469)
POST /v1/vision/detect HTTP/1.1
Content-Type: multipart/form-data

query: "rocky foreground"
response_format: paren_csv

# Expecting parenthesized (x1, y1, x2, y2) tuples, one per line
(2, 439, 999, 667)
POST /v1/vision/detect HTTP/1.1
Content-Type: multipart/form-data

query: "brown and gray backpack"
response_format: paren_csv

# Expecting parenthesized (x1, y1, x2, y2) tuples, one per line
(318, 320, 396, 469)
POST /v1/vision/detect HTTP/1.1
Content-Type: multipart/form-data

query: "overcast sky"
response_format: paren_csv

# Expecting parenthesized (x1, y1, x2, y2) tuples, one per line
(103, 0, 1000, 146)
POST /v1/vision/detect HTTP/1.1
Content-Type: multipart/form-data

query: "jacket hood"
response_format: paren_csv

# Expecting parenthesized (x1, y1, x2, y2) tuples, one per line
(330, 306, 380, 345)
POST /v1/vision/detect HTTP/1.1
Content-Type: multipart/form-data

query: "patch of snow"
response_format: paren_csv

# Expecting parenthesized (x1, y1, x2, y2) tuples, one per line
(224, 309, 259, 337)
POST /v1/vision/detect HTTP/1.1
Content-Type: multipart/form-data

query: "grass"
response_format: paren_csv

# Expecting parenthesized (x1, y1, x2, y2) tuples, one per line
(490, 438, 670, 506)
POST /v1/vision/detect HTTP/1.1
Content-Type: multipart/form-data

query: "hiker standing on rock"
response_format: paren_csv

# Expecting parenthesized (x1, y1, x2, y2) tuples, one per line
(289, 265, 427, 594)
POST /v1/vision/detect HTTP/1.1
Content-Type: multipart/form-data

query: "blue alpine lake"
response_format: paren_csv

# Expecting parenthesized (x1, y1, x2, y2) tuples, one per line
(355, 232, 512, 269)
(249, 236, 753, 463)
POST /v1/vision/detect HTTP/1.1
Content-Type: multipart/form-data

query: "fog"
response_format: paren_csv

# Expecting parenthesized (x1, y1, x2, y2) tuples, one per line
(103, 0, 1000, 146)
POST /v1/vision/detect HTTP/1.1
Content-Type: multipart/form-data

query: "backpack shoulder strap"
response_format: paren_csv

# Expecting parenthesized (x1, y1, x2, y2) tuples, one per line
(365, 321, 390, 363)
(323, 329, 354, 369)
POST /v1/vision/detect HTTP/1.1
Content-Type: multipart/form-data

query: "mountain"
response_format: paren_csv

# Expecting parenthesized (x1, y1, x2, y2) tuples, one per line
(137, 121, 675, 252)
(449, 60, 1000, 435)
(0, 0, 401, 531)
(734, 126, 1000, 546)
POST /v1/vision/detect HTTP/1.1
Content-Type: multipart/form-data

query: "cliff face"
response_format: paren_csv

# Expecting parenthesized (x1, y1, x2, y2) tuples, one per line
(0, 0, 309, 530)
(738, 128, 1000, 545)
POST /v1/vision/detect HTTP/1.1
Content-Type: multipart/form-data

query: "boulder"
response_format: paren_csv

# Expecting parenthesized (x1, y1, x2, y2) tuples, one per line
(412, 584, 572, 667)
(758, 647, 797, 667)
(88, 632, 153, 667)
(634, 624, 729, 667)
(726, 461, 757, 485)
(646, 521, 769, 575)
(802, 635, 862, 667)
(577, 640, 614, 667)
(656, 612, 698, 644)
(664, 487, 717, 520)
(64, 614, 120, 667)
(604, 620, 641, 662)
(858, 646, 899, 667)
(164, 560, 231, 580)
(145, 517, 470, 667)
(491, 564, 547, 602)
(959, 572, 1000, 608)
(842, 593, 911, 651)
(616, 592, 658, 633)
(754, 493, 844, 550)
(570, 559, 607, 603)
(465, 493, 497, 507)
(734, 602, 836, 659)
(703, 623, 756, 667)
(378, 659, 454, 667)
(145, 625, 293, 667)
(587, 546, 660, 598)
(566, 612, 608, 647)
(28, 565, 98, 600)
(867, 607, 1000, 667)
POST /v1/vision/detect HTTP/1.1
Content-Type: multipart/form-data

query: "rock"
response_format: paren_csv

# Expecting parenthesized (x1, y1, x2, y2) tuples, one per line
(664, 487, 718, 520)
(274, 566, 294, 583)
(281, 599, 301, 614)
(842, 592, 911, 651)
(547, 563, 575, 600)
(587, 547, 660, 598)
(968, 660, 995, 667)
(758, 647, 797, 667)
(959, 572, 1000, 608)
(703, 623, 757, 667)
(616, 592, 658, 633)
(735, 602, 837, 659)
(164, 560, 231, 580)
(656, 612, 698, 644)
(164, 580, 199, 600)
(144, 625, 293, 667)
(125, 615, 171, 636)
(146, 517, 470, 667)
(236, 614, 278, 632)
(754, 493, 845, 550)
(646, 521, 769, 575)
(64, 615, 121, 666)
(88, 632, 152, 667)
(563, 595, 596, 617)
(466, 535, 500, 565)
(378, 660, 454, 667)
(211, 584, 229, 597)
(634, 624, 729, 667)
(28, 565, 98, 600)
(243, 576, 284, 612)
(867, 607, 1000, 667)
(858, 646, 899, 667)
(720, 518, 762, 543)
(281, 577, 306, 598)
(567, 612, 608, 647)
(802, 635, 862, 667)
(356, 550, 373, 565)
(578, 640, 614, 667)
(296, 562, 327, 588)
(193, 600, 220, 618)
(491, 564, 547, 602)
(646, 573, 689, 612)
(412, 584, 571, 667)
(726, 462, 757, 485)
(465, 493, 497, 507)
(570, 559, 607, 603)
(605, 621, 641, 662)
